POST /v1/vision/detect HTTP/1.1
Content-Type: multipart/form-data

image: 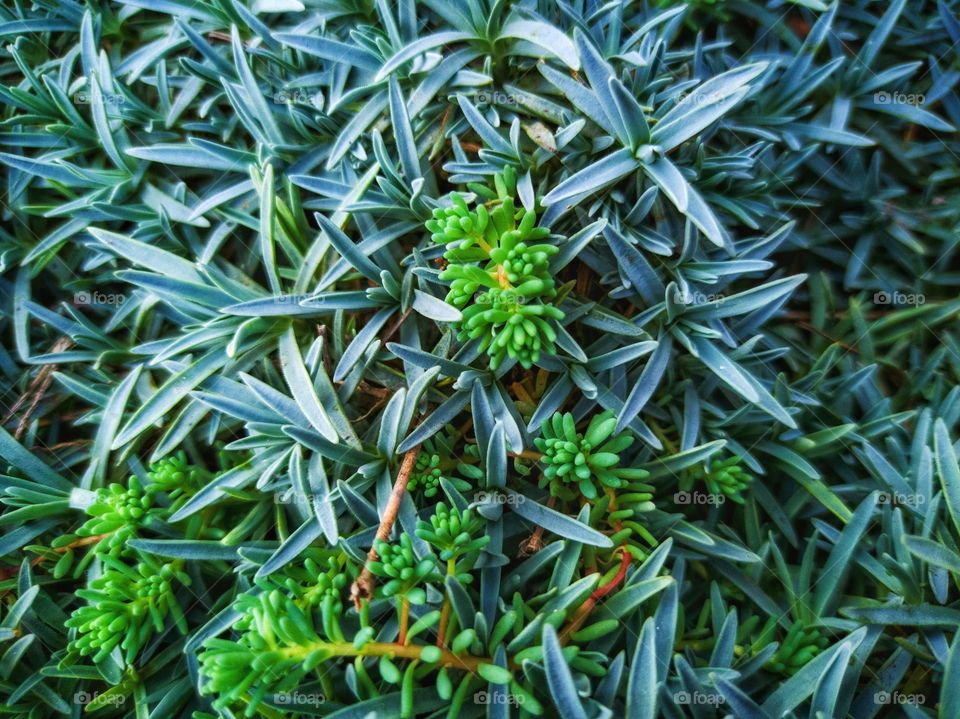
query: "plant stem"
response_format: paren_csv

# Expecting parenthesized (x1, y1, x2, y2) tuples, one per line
(436, 558, 457, 647)
(558, 549, 631, 644)
(351, 446, 422, 609)
(519, 494, 555, 555)
(399, 597, 410, 645)
(284, 640, 490, 673)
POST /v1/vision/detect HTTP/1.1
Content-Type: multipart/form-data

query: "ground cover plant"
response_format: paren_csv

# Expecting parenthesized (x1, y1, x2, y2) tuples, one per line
(0, 0, 959, 716)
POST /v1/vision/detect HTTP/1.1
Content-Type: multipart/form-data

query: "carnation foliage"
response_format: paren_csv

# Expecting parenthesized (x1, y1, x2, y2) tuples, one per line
(1, 0, 960, 718)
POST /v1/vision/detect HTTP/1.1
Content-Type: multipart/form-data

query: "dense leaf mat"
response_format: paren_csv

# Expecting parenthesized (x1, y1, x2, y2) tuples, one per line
(1, 0, 960, 717)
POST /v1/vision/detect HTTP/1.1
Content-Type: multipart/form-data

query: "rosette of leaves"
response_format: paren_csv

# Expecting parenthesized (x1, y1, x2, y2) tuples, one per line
(145, 452, 208, 508)
(403, 440, 470, 501)
(536, 411, 650, 500)
(74, 477, 160, 554)
(428, 167, 564, 369)
(415, 503, 489, 569)
(368, 534, 439, 605)
(703, 456, 753, 502)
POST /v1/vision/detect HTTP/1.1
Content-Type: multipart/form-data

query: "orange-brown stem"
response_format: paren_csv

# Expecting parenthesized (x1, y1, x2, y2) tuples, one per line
(351, 446, 422, 609)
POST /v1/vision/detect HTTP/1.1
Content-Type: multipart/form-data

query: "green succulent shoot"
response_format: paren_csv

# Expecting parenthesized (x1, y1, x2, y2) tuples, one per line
(416, 503, 490, 576)
(146, 452, 208, 506)
(407, 438, 475, 498)
(286, 556, 349, 613)
(765, 619, 830, 675)
(427, 166, 564, 369)
(76, 476, 159, 553)
(703, 456, 754, 503)
(536, 411, 650, 500)
(406, 452, 445, 498)
(66, 557, 190, 664)
(200, 589, 318, 716)
(368, 533, 438, 604)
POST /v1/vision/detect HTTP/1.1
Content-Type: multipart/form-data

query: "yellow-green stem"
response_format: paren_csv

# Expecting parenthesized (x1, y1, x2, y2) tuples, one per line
(280, 640, 490, 673)
(437, 558, 457, 647)
(399, 597, 410, 645)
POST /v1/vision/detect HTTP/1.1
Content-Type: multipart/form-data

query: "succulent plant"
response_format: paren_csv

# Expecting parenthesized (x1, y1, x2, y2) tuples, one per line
(703, 456, 754, 503)
(766, 620, 831, 676)
(75, 477, 158, 553)
(368, 534, 438, 604)
(415, 503, 490, 565)
(66, 558, 190, 664)
(536, 411, 650, 499)
(406, 451, 445, 497)
(429, 168, 564, 369)
(145, 452, 207, 504)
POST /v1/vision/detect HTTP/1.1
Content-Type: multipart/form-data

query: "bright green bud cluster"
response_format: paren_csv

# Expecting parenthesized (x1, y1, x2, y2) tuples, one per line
(290, 556, 348, 615)
(415, 503, 490, 563)
(460, 293, 565, 370)
(426, 167, 565, 369)
(369, 534, 437, 604)
(767, 620, 829, 675)
(77, 476, 157, 553)
(146, 452, 206, 500)
(488, 234, 557, 286)
(66, 557, 189, 664)
(703, 456, 753, 503)
(407, 453, 445, 498)
(535, 411, 650, 500)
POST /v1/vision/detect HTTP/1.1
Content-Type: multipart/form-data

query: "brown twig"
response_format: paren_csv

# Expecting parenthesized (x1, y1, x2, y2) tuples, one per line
(518, 495, 557, 556)
(2, 337, 74, 439)
(381, 309, 412, 346)
(351, 446, 422, 609)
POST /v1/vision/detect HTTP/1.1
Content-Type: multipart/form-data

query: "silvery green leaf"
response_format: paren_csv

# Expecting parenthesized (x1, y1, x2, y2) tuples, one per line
(507, 490, 613, 548)
(542, 624, 588, 719)
(934, 419, 960, 537)
(376, 31, 474, 81)
(499, 19, 579, 70)
(275, 33, 380, 71)
(412, 290, 461, 322)
(542, 148, 639, 207)
(651, 63, 767, 150)
(278, 327, 339, 442)
(617, 336, 671, 433)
